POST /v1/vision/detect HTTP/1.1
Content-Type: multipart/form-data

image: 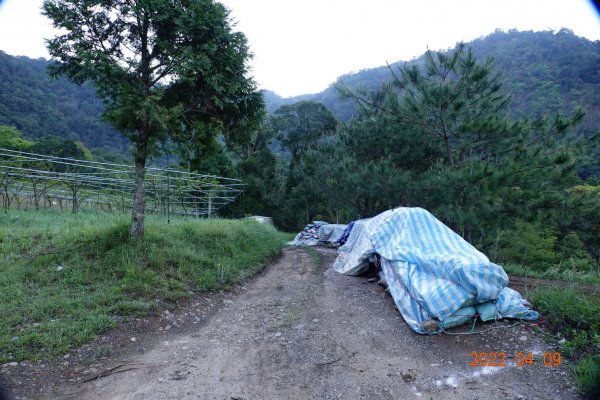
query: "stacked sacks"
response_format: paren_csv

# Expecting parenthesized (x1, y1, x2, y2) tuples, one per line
(333, 207, 538, 334)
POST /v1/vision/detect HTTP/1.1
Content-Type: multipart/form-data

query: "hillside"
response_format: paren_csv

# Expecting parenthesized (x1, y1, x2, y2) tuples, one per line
(0, 29, 598, 157)
(0, 51, 129, 154)
(266, 29, 600, 135)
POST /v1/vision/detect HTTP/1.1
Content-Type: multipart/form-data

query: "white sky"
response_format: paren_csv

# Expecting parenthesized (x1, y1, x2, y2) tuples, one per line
(0, 0, 598, 97)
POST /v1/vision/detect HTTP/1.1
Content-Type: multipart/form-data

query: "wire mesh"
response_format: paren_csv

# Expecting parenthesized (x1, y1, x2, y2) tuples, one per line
(0, 148, 244, 216)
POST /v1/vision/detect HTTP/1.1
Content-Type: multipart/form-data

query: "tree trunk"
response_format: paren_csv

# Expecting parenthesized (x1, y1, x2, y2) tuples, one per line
(131, 133, 149, 239)
(444, 135, 454, 167)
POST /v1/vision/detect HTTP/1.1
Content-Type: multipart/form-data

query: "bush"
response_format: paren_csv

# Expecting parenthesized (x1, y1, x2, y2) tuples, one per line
(493, 221, 559, 270)
(493, 220, 599, 273)
(573, 354, 600, 397)
(557, 232, 596, 273)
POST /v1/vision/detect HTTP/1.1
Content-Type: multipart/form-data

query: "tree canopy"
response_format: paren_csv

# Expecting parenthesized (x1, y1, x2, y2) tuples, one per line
(271, 100, 338, 160)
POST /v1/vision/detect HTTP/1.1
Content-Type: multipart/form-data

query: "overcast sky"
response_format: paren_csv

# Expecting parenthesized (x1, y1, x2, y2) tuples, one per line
(0, 0, 598, 97)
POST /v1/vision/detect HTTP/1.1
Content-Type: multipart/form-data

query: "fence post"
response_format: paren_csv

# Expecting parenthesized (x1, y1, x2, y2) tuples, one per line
(208, 193, 212, 218)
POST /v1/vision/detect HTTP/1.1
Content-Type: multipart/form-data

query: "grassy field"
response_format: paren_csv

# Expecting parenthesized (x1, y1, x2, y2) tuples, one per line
(0, 209, 291, 362)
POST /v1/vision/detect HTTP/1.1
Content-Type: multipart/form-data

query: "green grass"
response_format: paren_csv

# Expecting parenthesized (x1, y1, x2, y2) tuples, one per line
(0, 209, 289, 362)
(302, 247, 323, 274)
(528, 286, 600, 396)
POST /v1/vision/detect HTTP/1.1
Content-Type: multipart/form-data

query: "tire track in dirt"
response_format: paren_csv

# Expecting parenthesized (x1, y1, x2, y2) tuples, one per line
(33, 247, 582, 399)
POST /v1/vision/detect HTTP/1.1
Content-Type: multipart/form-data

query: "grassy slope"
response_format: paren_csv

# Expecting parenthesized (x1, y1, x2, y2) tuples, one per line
(0, 209, 291, 362)
(527, 286, 600, 396)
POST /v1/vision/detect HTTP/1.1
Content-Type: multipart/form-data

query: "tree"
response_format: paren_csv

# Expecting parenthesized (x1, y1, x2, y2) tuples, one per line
(337, 44, 588, 244)
(30, 135, 93, 161)
(0, 125, 32, 150)
(271, 101, 338, 161)
(43, 0, 263, 238)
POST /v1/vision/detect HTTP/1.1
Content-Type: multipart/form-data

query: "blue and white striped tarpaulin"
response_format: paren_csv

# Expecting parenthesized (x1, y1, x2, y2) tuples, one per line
(334, 207, 538, 333)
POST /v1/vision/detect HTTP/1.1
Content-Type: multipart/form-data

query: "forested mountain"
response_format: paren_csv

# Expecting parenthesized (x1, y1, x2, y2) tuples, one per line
(0, 29, 598, 158)
(0, 51, 130, 155)
(266, 29, 600, 134)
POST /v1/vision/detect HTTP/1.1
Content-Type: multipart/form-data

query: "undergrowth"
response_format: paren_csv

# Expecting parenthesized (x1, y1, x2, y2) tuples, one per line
(503, 263, 600, 285)
(528, 286, 600, 397)
(0, 209, 288, 362)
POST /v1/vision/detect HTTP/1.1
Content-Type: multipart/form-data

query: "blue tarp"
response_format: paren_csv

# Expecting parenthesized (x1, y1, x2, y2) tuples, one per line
(333, 207, 538, 334)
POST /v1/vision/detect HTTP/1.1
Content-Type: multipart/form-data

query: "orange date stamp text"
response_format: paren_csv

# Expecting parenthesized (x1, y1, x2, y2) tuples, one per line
(469, 351, 562, 367)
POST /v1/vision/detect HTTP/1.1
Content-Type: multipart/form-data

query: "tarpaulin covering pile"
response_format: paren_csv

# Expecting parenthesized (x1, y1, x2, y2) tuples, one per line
(333, 207, 538, 334)
(288, 221, 347, 246)
(318, 224, 348, 244)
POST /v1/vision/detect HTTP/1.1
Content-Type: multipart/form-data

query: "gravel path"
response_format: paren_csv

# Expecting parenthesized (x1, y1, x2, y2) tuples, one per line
(10, 247, 581, 399)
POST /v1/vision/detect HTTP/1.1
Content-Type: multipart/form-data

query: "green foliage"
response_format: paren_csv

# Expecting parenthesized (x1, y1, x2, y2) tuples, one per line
(217, 116, 285, 221)
(529, 287, 600, 331)
(272, 101, 338, 160)
(267, 43, 599, 273)
(30, 135, 93, 160)
(43, 0, 263, 237)
(302, 247, 323, 275)
(233, 147, 281, 216)
(333, 44, 588, 243)
(573, 354, 600, 396)
(529, 286, 600, 396)
(263, 29, 600, 179)
(43, 0, 263, 153)
(492, 221, 559, 270)
(556, 232, 597, 272)
(501, 263, 600, 285)
(0, 51, 129, 153)
(0, 125, 32, 150)
(0, 209, 288, 361)
(553, 185, 600, 264)
(184, 138, 236, 178)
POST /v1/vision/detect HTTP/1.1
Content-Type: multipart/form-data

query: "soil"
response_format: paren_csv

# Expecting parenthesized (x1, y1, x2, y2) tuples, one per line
(1, 247, 582, 399)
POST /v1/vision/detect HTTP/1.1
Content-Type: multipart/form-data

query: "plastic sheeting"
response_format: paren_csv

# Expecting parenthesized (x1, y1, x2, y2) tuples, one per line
(318, 224, 348, 244)
(333, 207, 538, 334)
(288, 221, 347, 246)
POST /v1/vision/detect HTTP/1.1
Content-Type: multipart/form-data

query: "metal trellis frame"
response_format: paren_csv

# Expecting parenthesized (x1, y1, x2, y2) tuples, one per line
(0, 148, 244, 216)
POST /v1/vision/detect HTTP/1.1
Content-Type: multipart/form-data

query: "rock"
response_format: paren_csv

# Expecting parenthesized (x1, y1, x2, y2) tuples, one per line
(420, 319, 439, 333)
(401, 372, 416, 382)
(8, 362, 18, 367)
(518, 335, 527, 341)
(130, 337, 136, 342)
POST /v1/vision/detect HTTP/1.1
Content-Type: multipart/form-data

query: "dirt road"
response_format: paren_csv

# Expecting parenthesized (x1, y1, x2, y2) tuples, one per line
(7, 247, 581, 399)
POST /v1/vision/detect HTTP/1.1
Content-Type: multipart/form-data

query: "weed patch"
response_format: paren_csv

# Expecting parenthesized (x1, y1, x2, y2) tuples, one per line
(302, 247, 323, 275)
(529, 286, 600, 397)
